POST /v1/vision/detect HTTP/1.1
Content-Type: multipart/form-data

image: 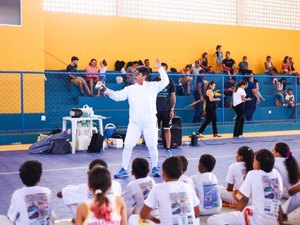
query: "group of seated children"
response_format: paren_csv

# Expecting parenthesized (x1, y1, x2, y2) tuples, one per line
(7, 142, 300, 225)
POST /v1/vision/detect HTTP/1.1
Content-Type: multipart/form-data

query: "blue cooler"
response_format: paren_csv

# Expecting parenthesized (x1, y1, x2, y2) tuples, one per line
(104, 123, 116, 139)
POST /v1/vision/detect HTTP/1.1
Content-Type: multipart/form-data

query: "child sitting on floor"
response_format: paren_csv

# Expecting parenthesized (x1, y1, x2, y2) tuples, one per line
(122, 158, 156, 218)
(7, 160, 53, 225)
(136, 156, 200, 225)
(283, 182, 300, 219)
(191, 154, 222, 215)
(207, 149, 283, 225)
(177, 155, 195, 189)
(75, 166, 127, 225)
(272, 142, 300, 198)
(57, 159, 121, 222)
(220, 146, 254, 207)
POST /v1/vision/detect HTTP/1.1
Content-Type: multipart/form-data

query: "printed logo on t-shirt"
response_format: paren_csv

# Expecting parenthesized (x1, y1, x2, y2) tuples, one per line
(262, 176, 281, 217)
(139, 181, 154, 200)
(203, 182, 220, 209)
(25, 193, 50, 224)
(169, 192, 194, 225)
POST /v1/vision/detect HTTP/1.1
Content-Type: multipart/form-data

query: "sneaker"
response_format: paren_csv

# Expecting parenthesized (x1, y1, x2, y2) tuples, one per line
(165, 149, 173, 157)
(114, 168, 128, 179)
(151, 167, 160, 177)
(238, 135, 244, 139)
(282, 104, 286, 107)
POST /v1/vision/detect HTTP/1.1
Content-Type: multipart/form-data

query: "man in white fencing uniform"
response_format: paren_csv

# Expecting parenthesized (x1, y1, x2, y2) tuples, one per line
(101, 58, 169, 178)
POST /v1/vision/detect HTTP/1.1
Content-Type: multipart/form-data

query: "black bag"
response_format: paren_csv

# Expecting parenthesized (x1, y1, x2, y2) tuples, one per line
(70, 108, 83, 118)
(48, 139, 71, 154)
(88, 133, 105, 153)
(162, 116, 182, 148)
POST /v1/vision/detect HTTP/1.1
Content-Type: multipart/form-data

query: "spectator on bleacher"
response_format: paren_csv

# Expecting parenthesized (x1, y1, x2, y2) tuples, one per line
(7, 160, 53, 225)
(207, 65, 215, 74)
(275, 77, 287, 106)
(264, 55, 278, 84)
(115, 60, 126, 73)
(285, 88, 300, 118)
(238, 56, 253, 76)
(254, 79, 266, 103)
(282, 56, 291, 74)
(153, 62, 176, 157)
(97, 59, 108, 96)
(126, 61, 139, 85)
(200, 52, 209, 72)
(289, 57, 299, 76)
(222, 51, 237, 80)
(214, 45, 223, 73)
(75, 166, 127, 225)
(144, 59, 152, 73)
(193, 68, 205, 123)
(245, 75, 258, 121)
(67, 56, 93, 96)
(197, 81, 221, 138)
(85, 58, 100, 96)
(224, 78, 235, 107)
(178, 64, 192, 95)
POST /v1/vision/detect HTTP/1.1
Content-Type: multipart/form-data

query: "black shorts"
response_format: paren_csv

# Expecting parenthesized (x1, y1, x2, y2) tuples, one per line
(157, 110, 171, 129)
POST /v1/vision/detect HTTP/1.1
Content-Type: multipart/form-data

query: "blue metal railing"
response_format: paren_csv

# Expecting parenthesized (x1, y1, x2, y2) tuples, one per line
(0, 70, 299, 133)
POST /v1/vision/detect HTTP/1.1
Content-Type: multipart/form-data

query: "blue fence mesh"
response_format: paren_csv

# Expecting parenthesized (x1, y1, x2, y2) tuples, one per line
(0, 70, 299, 133)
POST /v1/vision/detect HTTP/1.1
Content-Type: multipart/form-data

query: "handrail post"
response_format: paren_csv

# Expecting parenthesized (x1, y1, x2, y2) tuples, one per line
(20, 72, 25, 133)
(221, 74, 225, 125)
(295, 76, 298, 122)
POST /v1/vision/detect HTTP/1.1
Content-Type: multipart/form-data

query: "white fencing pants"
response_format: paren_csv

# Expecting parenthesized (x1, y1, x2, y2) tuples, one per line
(283, 192, 300, 215)
(207, 211, 245, 225)
(122, 121, 158, 170)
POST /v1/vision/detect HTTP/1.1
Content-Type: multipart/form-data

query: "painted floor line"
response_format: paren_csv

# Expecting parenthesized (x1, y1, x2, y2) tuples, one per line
(2, 149, 299, 176)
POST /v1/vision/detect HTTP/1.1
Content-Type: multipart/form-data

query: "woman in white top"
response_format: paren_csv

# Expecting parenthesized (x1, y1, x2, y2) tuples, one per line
(232, 80, 251, 138)
(76, 166, 127, 225)
(272, 142, 300, 198)
(220, 146, 254, 206)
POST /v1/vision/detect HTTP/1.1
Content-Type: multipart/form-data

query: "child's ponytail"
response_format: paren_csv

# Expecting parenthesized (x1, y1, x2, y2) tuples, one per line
(88, 166, 112, 221)
(238, 146, 254, 174)
(275, 142, 300, 185)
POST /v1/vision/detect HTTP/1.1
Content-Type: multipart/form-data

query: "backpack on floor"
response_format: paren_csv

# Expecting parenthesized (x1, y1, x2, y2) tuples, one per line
(48, 139, 71, 154)
(88, 133, 105, 153)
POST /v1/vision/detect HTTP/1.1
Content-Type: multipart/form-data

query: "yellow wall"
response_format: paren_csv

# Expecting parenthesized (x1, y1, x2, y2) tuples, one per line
(44, 13, 300, 73)
(0, 0, 44, 113)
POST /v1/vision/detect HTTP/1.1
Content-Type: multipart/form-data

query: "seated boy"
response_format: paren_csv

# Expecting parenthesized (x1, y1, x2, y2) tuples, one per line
(207, 149, 283, 225)
(123, 158, 156, 218)
(177, 155, 195, 189)
(137, 156, 200, 225)
(191, 154, 222, 215)
(283, 182, 300, 218)
(7, 160, 53, 225)
(57, 159, 121, 221)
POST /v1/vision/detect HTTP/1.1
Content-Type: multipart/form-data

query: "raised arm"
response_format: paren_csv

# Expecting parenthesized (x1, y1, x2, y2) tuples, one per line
(156, 59, 169, 92)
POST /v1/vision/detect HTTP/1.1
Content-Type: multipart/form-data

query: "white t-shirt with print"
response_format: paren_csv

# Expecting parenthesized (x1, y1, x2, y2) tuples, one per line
(225, 162, 247, 191)
(233, 88, 246, 107)
(179, 174, 195, 190)
(144, 181, 199, 225)
(62, 180, 121, 217)
(122, 176, 155, 216)
(191, 172, 222, 215)
(274, 157, 291, 198)
(7, 186, 52, 225)
(239, 169, 283, 224)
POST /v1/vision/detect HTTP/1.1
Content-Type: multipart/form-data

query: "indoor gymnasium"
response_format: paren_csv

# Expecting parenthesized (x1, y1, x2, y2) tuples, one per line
(0, 0, 300, 225)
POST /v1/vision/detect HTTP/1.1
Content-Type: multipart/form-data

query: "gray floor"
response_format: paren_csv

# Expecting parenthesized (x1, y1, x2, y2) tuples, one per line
(1, 134, 300, 220)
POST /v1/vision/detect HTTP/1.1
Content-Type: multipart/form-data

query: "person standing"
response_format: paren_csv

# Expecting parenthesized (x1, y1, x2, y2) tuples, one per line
(152, 62, 176, 157)
(232, 80, 251, 138)
(197, 81, 221, 138)
(102, 59, 169, 179)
